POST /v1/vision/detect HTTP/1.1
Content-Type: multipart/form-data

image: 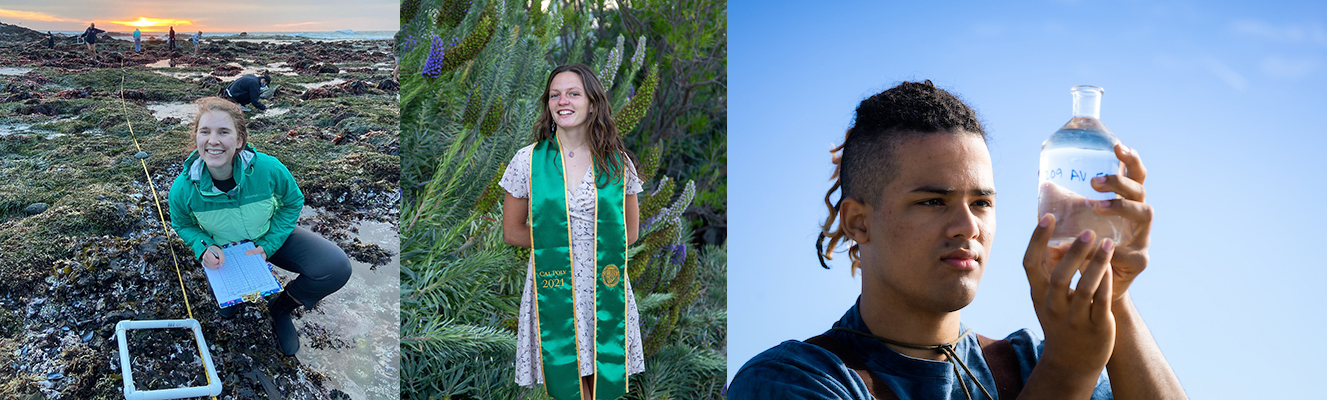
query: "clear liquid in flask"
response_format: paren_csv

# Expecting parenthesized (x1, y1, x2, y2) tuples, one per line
(1037, 86, 1131, 245)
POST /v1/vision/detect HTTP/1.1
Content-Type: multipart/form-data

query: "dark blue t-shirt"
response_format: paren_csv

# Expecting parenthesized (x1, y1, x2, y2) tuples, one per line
(729, 300, 1113, 399)
(84, 27, 104, 44)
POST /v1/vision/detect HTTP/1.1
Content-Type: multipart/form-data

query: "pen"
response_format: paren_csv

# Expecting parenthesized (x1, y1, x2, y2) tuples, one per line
(205, 242, 221, 260)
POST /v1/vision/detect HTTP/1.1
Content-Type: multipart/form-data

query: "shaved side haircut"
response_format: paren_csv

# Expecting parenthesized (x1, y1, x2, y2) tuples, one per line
(818, 80, 987, 274)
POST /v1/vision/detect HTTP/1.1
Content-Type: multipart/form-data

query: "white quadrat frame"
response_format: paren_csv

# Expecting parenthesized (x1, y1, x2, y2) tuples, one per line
(115, 319, 223, 400)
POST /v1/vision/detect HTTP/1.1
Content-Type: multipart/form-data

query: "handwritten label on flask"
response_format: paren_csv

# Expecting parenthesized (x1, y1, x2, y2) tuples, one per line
(1040, 147, 1118, 201)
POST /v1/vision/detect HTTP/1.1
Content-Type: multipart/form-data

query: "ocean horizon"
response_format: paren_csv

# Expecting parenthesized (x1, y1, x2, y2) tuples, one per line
(48, 30, 396, 41)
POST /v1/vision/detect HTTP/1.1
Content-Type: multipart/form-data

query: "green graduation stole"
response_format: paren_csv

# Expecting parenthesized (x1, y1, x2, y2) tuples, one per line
(529, 136, 628, 400)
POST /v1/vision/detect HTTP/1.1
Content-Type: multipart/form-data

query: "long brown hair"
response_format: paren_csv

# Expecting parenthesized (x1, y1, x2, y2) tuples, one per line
(532, 63, 638, 187)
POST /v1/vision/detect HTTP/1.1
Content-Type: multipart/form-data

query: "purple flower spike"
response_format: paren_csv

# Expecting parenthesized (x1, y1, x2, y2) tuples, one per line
(670, 243, 687, 265)
(422, 35, 446, 78)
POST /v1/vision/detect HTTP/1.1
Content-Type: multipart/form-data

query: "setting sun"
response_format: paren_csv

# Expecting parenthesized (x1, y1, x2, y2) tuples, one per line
(108, 17, 193, 28)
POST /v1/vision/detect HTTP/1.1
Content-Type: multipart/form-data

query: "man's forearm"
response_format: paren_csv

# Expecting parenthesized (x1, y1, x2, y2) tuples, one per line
(1018, 359, 1101, 400)
(1106, 293, 1187, 400)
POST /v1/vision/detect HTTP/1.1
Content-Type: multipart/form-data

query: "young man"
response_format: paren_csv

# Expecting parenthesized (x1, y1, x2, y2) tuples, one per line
(729, 81, 1186, 399)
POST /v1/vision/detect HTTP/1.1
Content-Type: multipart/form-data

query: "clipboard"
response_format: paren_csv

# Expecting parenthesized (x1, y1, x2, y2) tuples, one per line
(202, 240, 283, 308)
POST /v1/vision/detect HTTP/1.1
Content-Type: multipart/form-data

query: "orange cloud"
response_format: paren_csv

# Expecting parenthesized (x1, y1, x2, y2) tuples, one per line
(0, 8, 77, 22)
(108, 17, 194, 28)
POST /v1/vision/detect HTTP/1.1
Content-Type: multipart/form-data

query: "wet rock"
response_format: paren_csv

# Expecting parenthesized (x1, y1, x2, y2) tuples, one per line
(0, 21, 47, 42)
(300, 87, 332, 101)
(243, 367, 283, 399)
(134, 151, 150, 159)
(16, 101, 57, 116)
(377, 79, 399, 91)
(24, 203, 48, 215)
(54, 87, 93, 99)
(25, 72, 53, 85)
(102, 311, 136, 324)
(4, 91, 38, 102)
(173, 55, 209, 65)
(4, 80, 37, 95)
(289, 59, 317, 70)
(117, 89, 147, 101)
(317, 63, 339, 74)
(211, 64, 242, 77)
(300, 80, 383, 101)
(126, 328, 206, 390)
(197, 75, 222, 87)
(346, 80, 367, 95)
(343, 237, 393, 269)
(0, 307, 19, 338)
(138, 236, 167, 255)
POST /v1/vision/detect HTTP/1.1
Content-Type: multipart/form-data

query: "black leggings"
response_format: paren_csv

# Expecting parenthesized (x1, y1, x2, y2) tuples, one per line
(268, 227, 352, 309)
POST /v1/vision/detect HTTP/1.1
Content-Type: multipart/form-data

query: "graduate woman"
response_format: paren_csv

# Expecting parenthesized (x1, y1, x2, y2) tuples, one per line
(501, 64, 645, 400)
(168, 97, 352, 356)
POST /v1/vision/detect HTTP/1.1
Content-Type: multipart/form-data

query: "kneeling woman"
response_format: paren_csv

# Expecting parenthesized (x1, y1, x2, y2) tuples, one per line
(168, 97, 351, 356)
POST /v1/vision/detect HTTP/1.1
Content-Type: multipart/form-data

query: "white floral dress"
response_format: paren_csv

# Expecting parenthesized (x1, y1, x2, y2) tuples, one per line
(500, 144, 646, 385)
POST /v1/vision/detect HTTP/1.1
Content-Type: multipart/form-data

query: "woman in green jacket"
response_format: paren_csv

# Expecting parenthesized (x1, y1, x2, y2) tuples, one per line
(168, 97, 351, 356)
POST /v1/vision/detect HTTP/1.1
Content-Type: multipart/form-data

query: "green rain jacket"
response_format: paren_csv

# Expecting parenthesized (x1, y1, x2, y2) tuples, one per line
(168, 144, 304, 261)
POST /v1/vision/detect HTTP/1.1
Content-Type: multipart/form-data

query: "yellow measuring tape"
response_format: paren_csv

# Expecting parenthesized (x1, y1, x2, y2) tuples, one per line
(118, 76, 218, 400)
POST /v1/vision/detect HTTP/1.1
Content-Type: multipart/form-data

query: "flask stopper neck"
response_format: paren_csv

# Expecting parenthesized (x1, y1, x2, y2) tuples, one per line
(1071, 85, 1104, 119)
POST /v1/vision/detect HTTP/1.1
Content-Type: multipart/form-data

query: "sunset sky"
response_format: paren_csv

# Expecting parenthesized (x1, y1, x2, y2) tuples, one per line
(0, 0, 397, 33)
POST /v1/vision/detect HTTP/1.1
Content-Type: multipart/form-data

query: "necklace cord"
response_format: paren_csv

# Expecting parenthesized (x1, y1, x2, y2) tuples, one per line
(833, 327, 997, 400)
(555, 133, 589, 155)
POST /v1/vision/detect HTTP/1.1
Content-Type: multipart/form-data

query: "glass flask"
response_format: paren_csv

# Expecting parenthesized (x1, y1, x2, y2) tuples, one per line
(1037, 85, 1130, 245)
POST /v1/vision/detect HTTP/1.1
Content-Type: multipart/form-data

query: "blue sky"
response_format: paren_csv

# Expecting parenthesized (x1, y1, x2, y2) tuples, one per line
(728, 1, 1327, 397)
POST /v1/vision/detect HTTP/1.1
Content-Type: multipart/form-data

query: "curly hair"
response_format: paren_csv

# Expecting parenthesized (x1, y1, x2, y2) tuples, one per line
(532, 63, 638, 187)
(817, 80, 987, 275)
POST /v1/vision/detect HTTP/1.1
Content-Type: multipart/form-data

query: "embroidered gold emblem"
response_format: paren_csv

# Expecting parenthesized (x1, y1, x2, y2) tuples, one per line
(603, 264, 620, 288)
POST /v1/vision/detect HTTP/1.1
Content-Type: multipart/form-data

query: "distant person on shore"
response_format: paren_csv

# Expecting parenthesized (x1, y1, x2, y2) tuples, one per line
(47, 31, 54, 49)
(169, 26, 176, 51)
(84, 23, 105, 61)
(192, 31, 201, 54)
(168, 97, 351, 356)
(222, 73, 272, 112)
(133, 28, 141, 52)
